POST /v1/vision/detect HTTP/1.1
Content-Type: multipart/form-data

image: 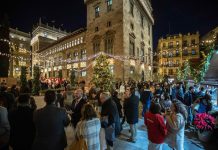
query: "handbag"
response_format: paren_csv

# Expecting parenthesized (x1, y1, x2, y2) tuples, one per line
(69, 138, 88, 150)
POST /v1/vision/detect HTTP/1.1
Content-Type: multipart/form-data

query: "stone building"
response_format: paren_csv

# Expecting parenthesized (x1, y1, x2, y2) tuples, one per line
(39, 28, 86, 80)
(38, 0, 154, 82)
(31, 19, 68, 71)
(9, 28, 31, 78)
(157, 32, 200, 78)
(85, 0, 154, 81)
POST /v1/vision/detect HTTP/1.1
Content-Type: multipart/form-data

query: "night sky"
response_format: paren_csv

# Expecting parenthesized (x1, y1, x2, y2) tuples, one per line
(1, 0, 218, 48)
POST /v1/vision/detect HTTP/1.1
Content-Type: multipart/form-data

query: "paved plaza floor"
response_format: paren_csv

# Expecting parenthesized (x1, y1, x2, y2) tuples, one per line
(34, 96, 217, 150)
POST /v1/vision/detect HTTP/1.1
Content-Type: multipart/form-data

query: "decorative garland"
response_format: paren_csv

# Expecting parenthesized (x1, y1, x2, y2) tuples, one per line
(194, 48, 216, 82)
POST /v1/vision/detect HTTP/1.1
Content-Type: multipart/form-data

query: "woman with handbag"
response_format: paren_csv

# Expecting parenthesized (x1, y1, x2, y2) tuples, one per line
(165, 100, 187, 150)
(73, 104, 101, 150)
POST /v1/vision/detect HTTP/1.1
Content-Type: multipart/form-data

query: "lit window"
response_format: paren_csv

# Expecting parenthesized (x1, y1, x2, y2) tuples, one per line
(80, 37, 83, 43)
(105, 35, 113, 54)
(81, 49, 87, 59)
(80, 62, 87, 67)
(81, 71, 87, 77)
(95, 6, 100, 18)
(74, 52, 79, 60)
(93, 41, 100, 54)
(130, 66, 135, 74)
(72, 41, 74, 46)
(44, 32, 47, 37)
(192, 49, 196, 55)
(109, 65, 114, 74)
(129, 39, 135, 56)
(176, 41, 179, 46)
(107, 0, 112, 12)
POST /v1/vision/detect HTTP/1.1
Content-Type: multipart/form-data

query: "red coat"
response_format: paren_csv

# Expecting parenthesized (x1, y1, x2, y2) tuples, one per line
(145, 112, 167, 144)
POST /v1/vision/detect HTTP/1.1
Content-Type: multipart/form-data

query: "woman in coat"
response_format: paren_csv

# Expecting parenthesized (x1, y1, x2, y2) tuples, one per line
(145, 102, 167, 150)
(75, 104, 101, 150)
(165, 100, 187, 150)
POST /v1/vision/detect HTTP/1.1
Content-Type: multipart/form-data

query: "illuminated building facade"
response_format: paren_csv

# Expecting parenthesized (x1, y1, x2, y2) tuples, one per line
(157, 32, 200, 78)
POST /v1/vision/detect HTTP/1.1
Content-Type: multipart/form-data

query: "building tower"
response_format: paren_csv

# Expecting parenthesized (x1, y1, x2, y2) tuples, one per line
(31, 18, 68, 75)
(84, 0, 154, 81)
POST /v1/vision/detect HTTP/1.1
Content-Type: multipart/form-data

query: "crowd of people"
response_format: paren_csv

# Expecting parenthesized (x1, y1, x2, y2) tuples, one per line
(0, 79, 217, 150)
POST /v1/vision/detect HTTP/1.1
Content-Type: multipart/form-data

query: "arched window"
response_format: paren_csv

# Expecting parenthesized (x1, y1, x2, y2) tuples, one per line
(92, 35, 101, 54)
(104, 31, 115, 54)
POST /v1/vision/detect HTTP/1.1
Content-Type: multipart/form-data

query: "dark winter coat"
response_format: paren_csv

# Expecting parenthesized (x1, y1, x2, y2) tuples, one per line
(101, 98, 121, 136)
(32, 104, 70, 150)
(124, 94, 139, 124)
(9, 106, 35, 150)
(112, 96, 123, 118)
(71, 98, 87, 128)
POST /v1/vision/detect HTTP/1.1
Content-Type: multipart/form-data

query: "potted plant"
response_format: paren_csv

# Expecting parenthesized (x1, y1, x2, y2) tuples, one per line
(194, 113, 216, 142)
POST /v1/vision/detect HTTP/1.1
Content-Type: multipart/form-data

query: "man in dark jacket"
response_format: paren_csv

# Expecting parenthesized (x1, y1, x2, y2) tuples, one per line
(124, 86, 139, 143)
(70, 88, 86, 128)
(32, 90, 70, 150)
(100, 91, 120, 150)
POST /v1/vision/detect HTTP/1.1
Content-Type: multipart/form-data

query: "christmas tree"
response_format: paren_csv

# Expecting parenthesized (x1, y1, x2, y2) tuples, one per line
(91, 54, 113, 91)
(183, 61, 191, 80)
(20, 66, 27, 88)
(33, 65, 40, 95)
